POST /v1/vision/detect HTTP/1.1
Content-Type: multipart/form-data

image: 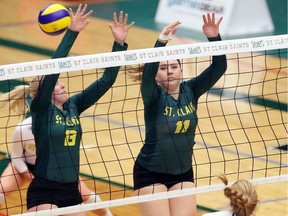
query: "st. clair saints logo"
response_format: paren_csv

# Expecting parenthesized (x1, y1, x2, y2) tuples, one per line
(0, 68, 5, 76)
(188, 46, 201, 54)
(124, 53, 137, 61)
(251, 40, 264, 48)
(58, 60, 72, 69)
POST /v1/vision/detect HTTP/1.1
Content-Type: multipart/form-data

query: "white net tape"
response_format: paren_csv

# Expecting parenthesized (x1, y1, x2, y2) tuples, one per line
(1, 34, 287, 81)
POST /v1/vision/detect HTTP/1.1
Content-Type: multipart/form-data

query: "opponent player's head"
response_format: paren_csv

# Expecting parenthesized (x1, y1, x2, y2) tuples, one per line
(219, 174, 259, 216)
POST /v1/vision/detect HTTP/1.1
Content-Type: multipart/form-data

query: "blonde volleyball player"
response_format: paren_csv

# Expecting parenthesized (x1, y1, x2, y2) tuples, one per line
(0, 88, 112, 216)
(0, 3, 135, 215)
(0, 112, 111, 216)
(203, 175, 259, 216)
(25, 3, 134, 216)
(131, 13, 227, 216)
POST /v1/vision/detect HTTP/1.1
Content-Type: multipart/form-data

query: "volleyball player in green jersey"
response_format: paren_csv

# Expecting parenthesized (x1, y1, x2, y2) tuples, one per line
(27, 4, 134, 214)
(133, 13, 227, 216)
(0, 85, 112, 215)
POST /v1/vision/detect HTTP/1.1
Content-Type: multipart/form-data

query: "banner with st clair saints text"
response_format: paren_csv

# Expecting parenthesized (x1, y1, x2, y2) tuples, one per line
(155, 0, 274, 37)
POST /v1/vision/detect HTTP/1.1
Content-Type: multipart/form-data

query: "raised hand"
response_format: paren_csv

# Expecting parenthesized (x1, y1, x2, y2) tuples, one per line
(202, 13, 222, 38)
(159, 21, 181, 43)
(69, 4, 93, 32)
(109, 11, 135, 46)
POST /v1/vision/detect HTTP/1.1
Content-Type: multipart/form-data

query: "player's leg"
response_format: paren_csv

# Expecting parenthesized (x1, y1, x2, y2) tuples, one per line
(64, 206, 86, 216)
(135, 184, 171, 216)
(169, 182, 196, 216)
(0, 163, 25, 205)
(28, 204, 86, 216)
(79, 178, 113, 216)
(28, 204, 58, 212)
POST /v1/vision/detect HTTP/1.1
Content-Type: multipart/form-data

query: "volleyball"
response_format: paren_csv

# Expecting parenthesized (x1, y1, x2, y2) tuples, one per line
(38, 3, 71, 36)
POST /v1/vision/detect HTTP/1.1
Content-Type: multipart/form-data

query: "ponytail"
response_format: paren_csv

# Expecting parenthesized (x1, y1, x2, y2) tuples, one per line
(219, 174, 259, 216)
(0, 85, 30, 118)
(125, 64, 144, 82)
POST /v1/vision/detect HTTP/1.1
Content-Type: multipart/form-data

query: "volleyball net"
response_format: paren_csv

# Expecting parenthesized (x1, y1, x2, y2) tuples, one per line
(0, 34, 287, 215)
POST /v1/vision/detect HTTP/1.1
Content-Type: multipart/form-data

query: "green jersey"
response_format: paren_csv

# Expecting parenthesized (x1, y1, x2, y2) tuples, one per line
(137, 35, 227, 175)
(30, 29, 128, 183)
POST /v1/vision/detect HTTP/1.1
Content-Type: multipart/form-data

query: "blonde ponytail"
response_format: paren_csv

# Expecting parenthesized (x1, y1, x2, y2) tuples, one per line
(0, 85, 30, 118)
(219, 174, 259, 216)
(125, 64, 144, 82)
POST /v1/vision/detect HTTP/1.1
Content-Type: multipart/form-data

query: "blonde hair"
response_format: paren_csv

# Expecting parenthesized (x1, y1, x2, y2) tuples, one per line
(219, 174, 259, 216)
(0, 76, 43, 118)
(29, 75, 44, 99)
(125, 64, 144, 82)
(0, 85, 30, 117)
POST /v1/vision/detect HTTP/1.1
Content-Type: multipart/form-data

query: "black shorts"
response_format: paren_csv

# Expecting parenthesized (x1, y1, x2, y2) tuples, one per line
(133, 161, 194, 190)
(27, 177, 82, 210)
